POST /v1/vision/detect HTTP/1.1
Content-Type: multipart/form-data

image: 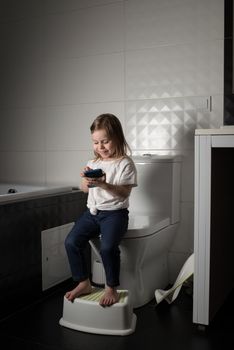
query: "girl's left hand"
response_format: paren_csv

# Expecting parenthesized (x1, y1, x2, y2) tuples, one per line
(89, 173, 106, 187)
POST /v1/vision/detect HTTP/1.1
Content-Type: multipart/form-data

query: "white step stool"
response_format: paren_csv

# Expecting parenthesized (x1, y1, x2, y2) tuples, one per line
(59, 287, 137, 336)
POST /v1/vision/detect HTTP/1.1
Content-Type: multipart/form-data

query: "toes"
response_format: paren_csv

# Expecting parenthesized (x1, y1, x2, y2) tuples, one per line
(99, 296, 116, 307)
(65, 291, 75, 302)
(65, 292, 71, 299)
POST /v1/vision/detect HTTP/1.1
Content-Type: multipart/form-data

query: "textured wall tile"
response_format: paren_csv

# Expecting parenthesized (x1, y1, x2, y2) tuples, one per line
(125, 96, 222, 152)
(125, 41, 223, 100)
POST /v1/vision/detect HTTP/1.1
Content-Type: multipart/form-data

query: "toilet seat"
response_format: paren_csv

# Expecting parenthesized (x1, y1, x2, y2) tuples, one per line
(125, 215, 170, 238)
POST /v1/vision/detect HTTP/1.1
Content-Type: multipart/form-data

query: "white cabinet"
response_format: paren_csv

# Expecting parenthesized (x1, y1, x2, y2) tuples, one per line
(41, 222, 74, 291)
(193, 128, 234, 326)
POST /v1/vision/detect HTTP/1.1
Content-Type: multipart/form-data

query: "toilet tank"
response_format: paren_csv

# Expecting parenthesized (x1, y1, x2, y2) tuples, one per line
(129, 155, 182, 224)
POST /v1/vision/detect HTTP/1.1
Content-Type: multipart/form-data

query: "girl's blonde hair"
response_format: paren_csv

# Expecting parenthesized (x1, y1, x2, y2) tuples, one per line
(90, 113, 131, 160)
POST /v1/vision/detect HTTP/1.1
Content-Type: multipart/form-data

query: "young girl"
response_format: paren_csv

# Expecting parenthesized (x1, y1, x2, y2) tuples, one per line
(65, 113, 137, 306)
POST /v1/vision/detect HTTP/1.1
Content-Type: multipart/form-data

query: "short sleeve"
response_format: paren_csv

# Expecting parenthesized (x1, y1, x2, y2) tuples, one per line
(119, 158, 137, 186)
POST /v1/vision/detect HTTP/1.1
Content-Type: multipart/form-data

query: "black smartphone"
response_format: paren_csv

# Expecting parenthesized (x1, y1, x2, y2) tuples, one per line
(84, 168, 104, 178)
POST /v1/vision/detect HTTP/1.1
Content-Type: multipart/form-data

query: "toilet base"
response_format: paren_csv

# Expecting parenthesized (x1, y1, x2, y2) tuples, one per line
(59, 287, 137, 336)
(119, 224, 178, 308)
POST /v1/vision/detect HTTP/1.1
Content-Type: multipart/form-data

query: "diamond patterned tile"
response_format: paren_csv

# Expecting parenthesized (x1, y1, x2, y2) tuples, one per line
(125, 41, 223, 101)
(125, 96, 223, 152)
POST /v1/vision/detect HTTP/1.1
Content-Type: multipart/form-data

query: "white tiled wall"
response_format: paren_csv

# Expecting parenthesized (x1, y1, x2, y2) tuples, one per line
(0, 0, 224, 280)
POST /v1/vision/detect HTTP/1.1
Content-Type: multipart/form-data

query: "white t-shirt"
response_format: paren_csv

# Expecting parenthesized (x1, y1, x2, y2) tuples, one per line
(86, 156, 137, 215)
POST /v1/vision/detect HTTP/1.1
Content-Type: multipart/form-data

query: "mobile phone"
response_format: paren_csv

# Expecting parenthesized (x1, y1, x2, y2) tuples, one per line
(84, 168, 104, 178)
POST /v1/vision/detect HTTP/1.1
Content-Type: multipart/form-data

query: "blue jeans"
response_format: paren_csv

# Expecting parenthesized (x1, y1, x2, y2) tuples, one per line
(65, 209, 129, 287)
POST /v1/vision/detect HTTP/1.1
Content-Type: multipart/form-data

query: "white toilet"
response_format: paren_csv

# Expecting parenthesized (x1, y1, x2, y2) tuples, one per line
(91, 154, 182, 308)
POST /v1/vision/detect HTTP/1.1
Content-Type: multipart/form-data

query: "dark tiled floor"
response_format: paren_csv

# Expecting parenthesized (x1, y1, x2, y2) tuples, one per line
(0, 280, 234, 350)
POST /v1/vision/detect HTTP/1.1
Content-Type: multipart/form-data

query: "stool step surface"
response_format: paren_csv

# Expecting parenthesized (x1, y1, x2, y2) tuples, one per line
(78, 287, 127, 303)
(59, 287, 137, 336)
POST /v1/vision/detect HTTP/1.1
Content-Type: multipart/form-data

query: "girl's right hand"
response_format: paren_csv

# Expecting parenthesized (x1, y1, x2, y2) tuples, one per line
(80, 166, 92, 191)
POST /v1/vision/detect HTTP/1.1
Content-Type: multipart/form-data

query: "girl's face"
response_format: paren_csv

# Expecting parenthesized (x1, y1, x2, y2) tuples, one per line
(92, 129, 115, 160)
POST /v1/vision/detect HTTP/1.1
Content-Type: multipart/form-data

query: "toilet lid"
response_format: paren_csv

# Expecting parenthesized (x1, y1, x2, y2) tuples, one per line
(125, 215, 170, 238)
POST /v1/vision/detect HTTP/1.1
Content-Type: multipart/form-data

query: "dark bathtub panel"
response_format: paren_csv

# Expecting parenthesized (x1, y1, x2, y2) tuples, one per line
(0, 190, 88, 319)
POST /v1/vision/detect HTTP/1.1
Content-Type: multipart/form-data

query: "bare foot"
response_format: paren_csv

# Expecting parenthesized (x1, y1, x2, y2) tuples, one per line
(99, 286, 119, 306)
(65, 279, 92, 302)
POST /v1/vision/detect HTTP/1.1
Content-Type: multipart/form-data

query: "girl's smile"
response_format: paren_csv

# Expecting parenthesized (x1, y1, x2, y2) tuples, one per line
(92, 129, 115, 160)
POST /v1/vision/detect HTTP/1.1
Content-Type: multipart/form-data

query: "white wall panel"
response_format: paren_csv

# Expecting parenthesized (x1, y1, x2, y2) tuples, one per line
(0, 108, 45, 151)
(46, 53, 124, 105)
(45, 3, 124, 59)
(46, 150, 92, 186)
(45, 102, 124, 151)
(0, 151, 46, 184)
(0, 19, 44, 61)
(125, 0, 224, 50)
(0, 0, 45, 21)
(0, 57, 45, 108)
(46, 0, 123, 14)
